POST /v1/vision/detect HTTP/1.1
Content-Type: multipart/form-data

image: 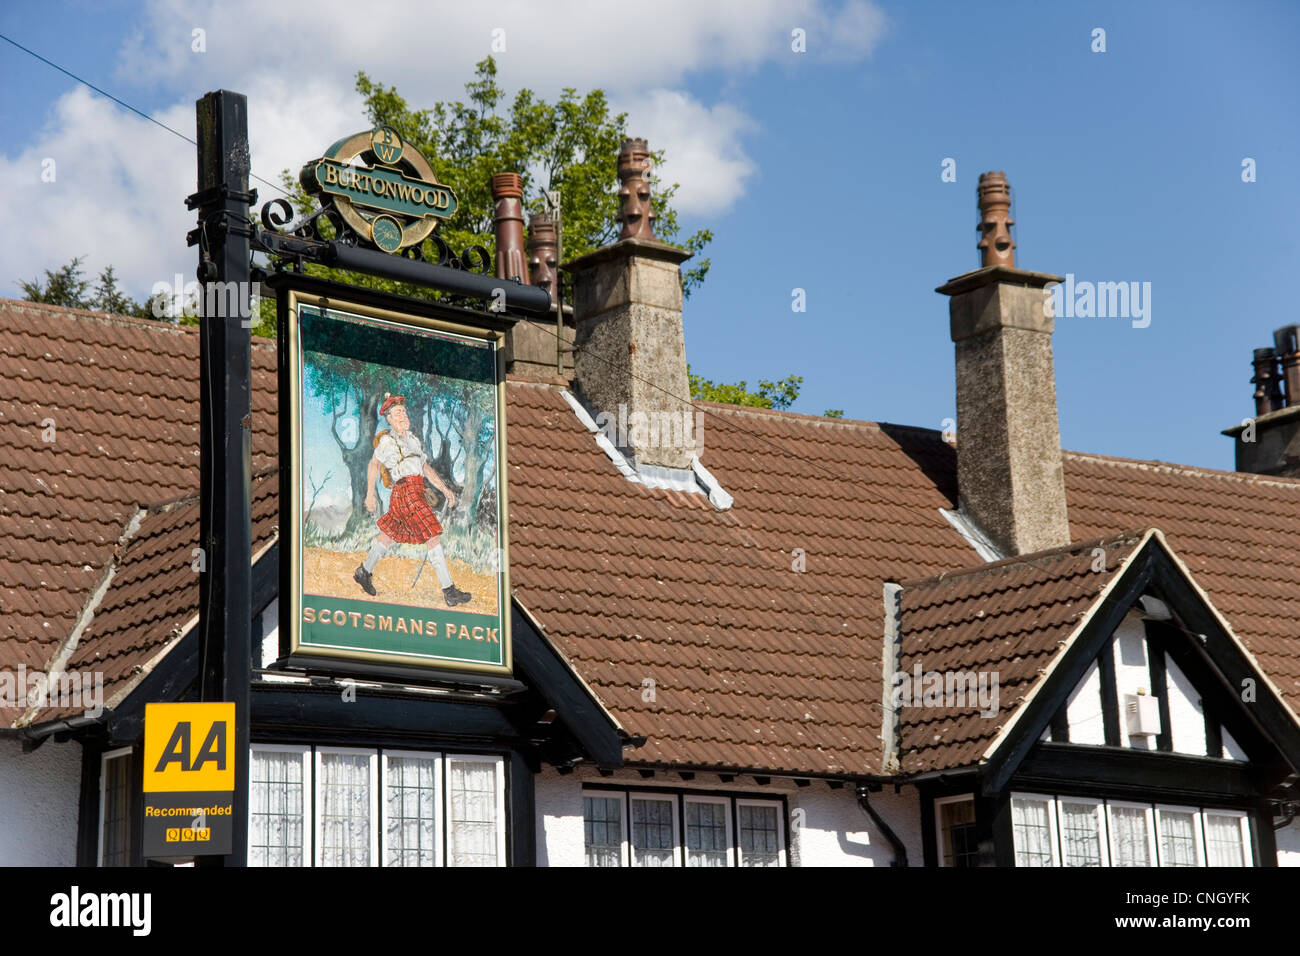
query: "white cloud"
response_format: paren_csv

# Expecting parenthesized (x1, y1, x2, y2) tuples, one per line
(622, 91, 758, 217)
(119, 0, 887, 96)
(0, 81, 363, 302)
(0, 87, 194, 301)
(3, 0, 886, 299)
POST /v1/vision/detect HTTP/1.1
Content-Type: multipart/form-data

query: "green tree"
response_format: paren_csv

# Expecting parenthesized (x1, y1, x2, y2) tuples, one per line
(689, 368, 845, 418)
(689, 369, 803, 410)
(356, 57, 711, 294)
(21, 256, 91, 309)
(20, 256, 158, 318)
(92, 265, 136, 316)
(273, 57, 711, 298)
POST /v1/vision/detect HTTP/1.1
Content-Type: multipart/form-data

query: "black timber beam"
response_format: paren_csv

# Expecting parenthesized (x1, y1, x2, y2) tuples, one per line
(511, 602, 625, 766)
(1013, 742, 1266, 803)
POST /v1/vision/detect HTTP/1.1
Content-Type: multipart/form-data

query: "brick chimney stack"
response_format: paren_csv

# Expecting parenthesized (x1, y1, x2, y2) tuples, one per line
(937, 171, 1071, 557)
(566, 137, 694, 471)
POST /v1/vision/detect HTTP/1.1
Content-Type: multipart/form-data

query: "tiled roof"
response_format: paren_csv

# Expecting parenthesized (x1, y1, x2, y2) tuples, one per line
(21, 475, 278, 726)
(1064, 451, 1300, 723)
(3, 297, 1299, 780)
(507, 384, 972, 776)
(0, 299, 276, 725)
(893, 531, 1148, 774)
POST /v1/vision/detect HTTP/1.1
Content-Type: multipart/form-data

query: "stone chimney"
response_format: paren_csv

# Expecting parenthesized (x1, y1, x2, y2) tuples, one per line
(936, 171, 1071, 556)
(1222, 325, 1300, 477)
(565, 137, 694, 470)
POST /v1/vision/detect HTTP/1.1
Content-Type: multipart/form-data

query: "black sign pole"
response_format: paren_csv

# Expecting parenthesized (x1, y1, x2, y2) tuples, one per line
(190, 89, 252, 866)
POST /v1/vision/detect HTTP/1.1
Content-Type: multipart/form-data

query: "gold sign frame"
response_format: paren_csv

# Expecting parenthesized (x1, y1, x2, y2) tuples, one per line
(278, 278, 512, 678)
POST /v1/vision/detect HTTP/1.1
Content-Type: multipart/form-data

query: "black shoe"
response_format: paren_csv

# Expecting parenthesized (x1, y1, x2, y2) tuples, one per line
(354, 565, 377, 596)
(443, 584, 471, 607)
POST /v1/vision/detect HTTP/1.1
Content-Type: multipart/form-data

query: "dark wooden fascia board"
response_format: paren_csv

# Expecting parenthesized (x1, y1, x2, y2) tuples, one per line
(1148, 556, 1300, 774)
(1012, 741, 1265, 803)
(510, 602, 625, 766)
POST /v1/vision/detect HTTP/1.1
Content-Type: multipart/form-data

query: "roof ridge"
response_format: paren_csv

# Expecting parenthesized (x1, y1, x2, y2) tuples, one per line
(894, 528, 1150, 589)
(0, 297, 277, 347)
(699, 401, 925, 433)
(0, 296, 195, 333)
(1063, 448, 1300, 487)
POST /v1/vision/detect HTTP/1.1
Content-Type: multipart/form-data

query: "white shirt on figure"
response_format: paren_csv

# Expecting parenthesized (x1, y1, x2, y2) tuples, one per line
(375, 431, 426, 481)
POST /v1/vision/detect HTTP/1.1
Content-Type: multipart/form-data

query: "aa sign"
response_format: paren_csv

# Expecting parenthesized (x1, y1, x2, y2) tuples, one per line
(144, 702, 235, 793)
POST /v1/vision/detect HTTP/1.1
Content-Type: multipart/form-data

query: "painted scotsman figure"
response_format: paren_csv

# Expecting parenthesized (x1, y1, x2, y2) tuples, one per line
(353, 394, 472, 607)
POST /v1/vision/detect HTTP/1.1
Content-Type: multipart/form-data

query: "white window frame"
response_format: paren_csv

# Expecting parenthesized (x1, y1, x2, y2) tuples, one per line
(626, 791, 680, 867)
(1055, 795, 1110, 867)
(98, 746, 134, 868)
(381, 749, 443, 868)
(1200, 808, 1253, 867)
(1005, 794, 1255, 868)
(578, 788, 789, 869)
(444, 754, 506, 867)
(313, 746, 379, 867)
(1010, 792, 1059, 867)
(735, 797, 786, 867)
(682, 794, 733, 867)
(1105, 800, 1157, 867)
(581, 788, 630, 867)
(248, 744, 311, 868)
(934, 794, 978, 868)
(1155, 804, 1205, 867)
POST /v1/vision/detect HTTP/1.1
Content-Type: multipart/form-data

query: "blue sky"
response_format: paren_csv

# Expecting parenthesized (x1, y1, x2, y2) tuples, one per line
(2, 0, 1297, 470)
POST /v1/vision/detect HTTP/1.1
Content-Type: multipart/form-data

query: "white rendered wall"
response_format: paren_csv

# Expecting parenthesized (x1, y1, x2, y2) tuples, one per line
(790, 784, 920, 867)
(1065, 661, 1106, 745)
(535, 765, 921, 867)
(1222, 728, 1247, 761)
(1277, 818, 1300, 867)
(1112, 614, 1155, 750)
(260, 597, 279, 668)
(1061, 613, 1225, 759)
(535, 768, 586, 867)
(0, 737, 82, 865)
(1164, 656, 1207, 756)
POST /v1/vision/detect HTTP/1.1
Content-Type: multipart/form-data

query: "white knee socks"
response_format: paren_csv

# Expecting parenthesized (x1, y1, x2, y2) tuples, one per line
(429, 543, 453, 589)
(363, 540, 390, 573)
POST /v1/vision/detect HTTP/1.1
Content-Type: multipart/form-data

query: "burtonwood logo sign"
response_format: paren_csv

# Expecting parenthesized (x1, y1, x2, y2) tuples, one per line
(300, 126, 458, 253)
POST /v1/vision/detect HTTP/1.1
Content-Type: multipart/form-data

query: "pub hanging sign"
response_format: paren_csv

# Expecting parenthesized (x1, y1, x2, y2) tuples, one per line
(299, 126, 458, 254)
(278, 277, 512, 678)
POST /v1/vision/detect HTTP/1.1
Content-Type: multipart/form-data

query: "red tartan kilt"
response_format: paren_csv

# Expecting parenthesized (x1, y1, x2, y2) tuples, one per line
(377, 477, 443, 543)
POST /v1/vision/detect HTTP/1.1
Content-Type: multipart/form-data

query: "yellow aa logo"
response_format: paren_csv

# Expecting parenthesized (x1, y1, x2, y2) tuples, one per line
(143, 702, 235, 793)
